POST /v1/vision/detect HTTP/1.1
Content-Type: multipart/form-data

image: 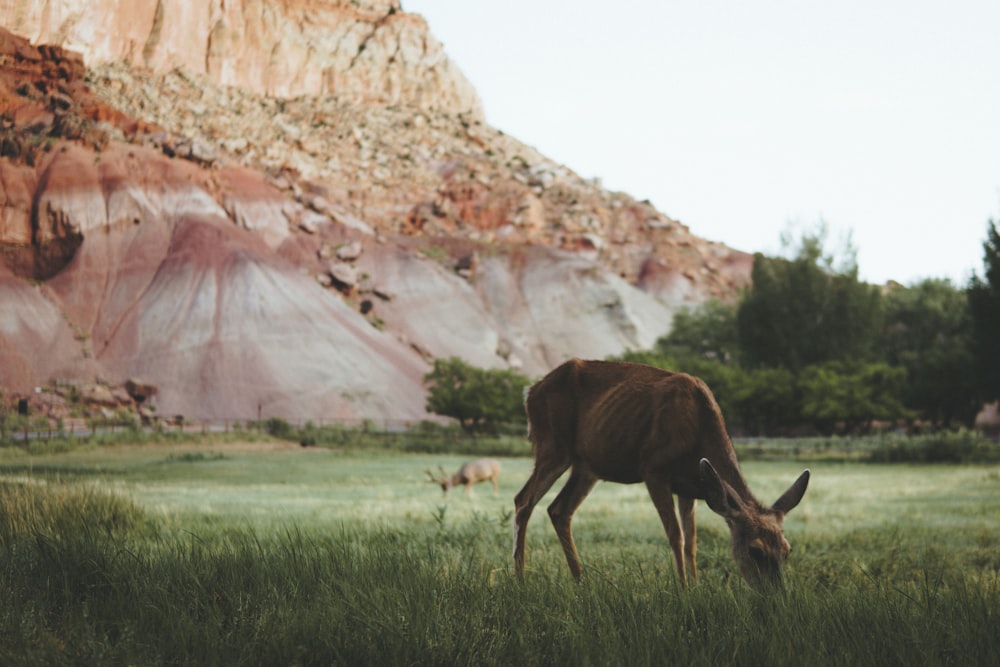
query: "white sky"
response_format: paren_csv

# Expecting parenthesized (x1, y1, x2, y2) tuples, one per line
(403, 0, 1000, 286)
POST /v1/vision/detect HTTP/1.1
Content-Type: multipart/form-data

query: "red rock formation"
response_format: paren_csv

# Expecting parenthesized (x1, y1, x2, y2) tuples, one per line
(0, 14, 751, 422)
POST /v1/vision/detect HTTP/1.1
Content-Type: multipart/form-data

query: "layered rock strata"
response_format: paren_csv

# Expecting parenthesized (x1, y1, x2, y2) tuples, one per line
(0, 6, 751, 422)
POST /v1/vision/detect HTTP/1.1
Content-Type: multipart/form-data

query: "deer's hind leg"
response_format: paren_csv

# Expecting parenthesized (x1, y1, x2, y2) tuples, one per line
(513, 458, 570, 577)
(547, 467, 599, 580)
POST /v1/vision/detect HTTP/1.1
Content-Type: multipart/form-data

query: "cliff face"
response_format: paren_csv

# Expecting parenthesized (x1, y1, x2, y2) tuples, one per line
(0, 0, 482, 114)
(0, 5, 751, 423)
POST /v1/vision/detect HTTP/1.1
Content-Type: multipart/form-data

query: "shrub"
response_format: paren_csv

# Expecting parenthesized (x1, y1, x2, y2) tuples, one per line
(263, 417, 295, 439)
(868, 430, 1000, 463)
(424, 357, 530, 433)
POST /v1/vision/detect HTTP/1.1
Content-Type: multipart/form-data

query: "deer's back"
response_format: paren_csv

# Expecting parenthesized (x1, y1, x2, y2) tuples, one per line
(526, 359, 726, 485)
(458, 458, 501, 482)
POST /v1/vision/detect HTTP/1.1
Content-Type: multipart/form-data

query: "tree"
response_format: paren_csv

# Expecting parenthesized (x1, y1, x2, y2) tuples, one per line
(738, 225, 883, 372)
(798, 362, 908, 434)
(882, 279, 980, 428)
(423, 357, 530, 433)
(655, 299, 741, 364)
(968, 220, 1000, 402)
(734, 367, 799, 436)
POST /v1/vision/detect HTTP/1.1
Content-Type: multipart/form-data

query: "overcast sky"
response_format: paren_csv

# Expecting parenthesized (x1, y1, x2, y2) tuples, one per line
(404, 0, 1000, 286)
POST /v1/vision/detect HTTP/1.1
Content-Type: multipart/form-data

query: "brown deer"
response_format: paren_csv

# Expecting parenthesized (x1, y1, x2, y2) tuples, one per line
(513, 359, 809, 588)
(427, 458, 502, 495)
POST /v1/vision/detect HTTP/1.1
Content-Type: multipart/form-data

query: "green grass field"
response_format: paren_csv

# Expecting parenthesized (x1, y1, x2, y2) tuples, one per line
(2, 439, 999, 665)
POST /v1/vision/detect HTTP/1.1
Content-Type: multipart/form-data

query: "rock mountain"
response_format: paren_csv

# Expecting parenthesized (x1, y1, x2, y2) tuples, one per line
(0, 0, 751, 423)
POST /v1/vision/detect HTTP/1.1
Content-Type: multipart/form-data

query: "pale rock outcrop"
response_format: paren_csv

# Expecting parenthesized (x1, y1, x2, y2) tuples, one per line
(357, 242, 502, 369)
(475, 247, 674, 371)
(0, 263, 84, 392)
(216, 166, 292, 249)
(97, 215, 430, 420)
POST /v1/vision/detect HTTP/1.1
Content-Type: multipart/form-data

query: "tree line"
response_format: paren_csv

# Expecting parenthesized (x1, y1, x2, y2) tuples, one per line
(425, 221, 1000, 436)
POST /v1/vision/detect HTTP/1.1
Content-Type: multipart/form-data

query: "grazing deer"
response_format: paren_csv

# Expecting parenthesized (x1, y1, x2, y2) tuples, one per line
(427, 458, 502, 495)
(513, 359, 809, 588)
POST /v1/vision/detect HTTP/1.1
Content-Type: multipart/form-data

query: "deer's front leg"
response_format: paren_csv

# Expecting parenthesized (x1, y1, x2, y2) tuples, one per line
(678, 495, 697, 581)
(644, 474, 687, 586)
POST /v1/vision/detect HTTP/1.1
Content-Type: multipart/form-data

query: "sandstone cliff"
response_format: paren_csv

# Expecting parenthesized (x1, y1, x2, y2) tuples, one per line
(1, 0, 481, 114)
(0, 4, 751, 423)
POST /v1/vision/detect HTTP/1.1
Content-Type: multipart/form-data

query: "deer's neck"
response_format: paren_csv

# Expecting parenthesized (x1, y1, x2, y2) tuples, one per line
(711, 443, 758, 506)
(695, 378, 759, 506)
(727, 471, 757, 507)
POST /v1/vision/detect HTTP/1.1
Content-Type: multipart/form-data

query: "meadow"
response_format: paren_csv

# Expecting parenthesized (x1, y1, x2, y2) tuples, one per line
(1, 438, 999, 665)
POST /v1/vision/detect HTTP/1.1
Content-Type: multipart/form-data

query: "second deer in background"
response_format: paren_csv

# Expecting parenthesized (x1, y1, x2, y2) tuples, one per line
(427, 458, 502, 495)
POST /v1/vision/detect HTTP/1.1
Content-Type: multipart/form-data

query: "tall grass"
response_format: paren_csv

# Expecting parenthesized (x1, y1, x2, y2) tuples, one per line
(2, 475, 999, 666)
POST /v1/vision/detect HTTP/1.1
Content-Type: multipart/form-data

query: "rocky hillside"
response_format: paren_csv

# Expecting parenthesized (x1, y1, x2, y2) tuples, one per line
(0, 1, 751, 423)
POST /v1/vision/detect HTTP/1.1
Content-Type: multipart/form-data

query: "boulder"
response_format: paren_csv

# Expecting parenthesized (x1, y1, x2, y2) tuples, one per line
(336, 241, 364, 261)
(329, 261, 359, 290)
(124, 378, 158, 403)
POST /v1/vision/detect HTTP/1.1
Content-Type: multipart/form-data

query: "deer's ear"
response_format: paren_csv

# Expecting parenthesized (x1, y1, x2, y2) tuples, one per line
(772, 469, 810, 515)
(700, 458, 743, 519)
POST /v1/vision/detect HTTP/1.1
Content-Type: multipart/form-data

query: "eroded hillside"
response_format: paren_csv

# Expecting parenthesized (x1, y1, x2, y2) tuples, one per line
(0, 2, 750, 423)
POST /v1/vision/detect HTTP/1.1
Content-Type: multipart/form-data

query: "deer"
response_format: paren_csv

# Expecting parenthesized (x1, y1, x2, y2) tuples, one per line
(427, 458, 502, 495)
(513, 359, 810, 588)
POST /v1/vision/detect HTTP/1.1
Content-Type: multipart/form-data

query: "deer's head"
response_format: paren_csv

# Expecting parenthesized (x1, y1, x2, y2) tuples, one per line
(700, 458, 810, 588)
(425, 467, 453, 495)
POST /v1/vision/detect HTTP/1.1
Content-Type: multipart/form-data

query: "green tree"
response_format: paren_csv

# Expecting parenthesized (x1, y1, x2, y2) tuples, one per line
(655, 300, 741, 364)
(734, 367, 799, 436)
(738, 226, 883, 372)
(968, 219, 1000, 402)
(882, 279, 980, 428)
(423, 357, 530, 433)
(798, 362, 908, 434)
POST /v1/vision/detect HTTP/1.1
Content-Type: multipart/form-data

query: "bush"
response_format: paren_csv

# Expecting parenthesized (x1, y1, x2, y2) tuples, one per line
(868, 430, 1000, 463)
(263, 417, 296, 439)
(424, 357, 530, 433)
